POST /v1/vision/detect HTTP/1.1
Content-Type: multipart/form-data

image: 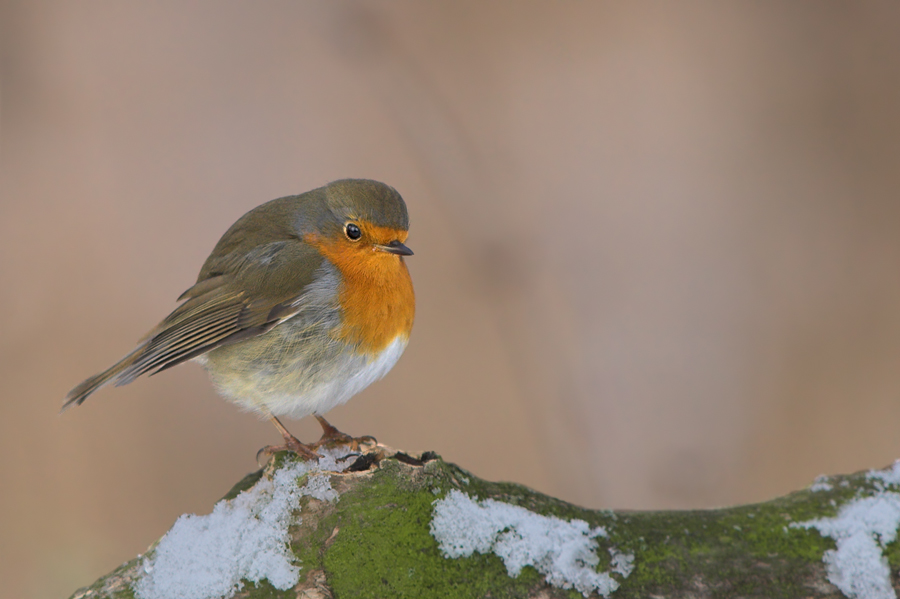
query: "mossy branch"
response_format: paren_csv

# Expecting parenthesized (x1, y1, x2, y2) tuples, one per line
(69, 447, 900, 599)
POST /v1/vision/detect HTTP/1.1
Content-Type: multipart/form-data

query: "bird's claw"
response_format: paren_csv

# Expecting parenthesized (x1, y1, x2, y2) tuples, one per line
(256, 439, 322, 465)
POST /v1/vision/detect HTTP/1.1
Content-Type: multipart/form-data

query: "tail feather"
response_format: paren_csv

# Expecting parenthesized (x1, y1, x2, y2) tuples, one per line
(60, 348, 143, 413)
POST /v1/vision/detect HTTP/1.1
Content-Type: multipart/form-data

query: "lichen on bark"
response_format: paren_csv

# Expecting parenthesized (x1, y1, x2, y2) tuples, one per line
(69, 448, 900, 599)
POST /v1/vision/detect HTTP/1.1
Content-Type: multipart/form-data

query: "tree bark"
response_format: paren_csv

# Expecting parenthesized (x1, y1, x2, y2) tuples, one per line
(69, 447, 900, 599)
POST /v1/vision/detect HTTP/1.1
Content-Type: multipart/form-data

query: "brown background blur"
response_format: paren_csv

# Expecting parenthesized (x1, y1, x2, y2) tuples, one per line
(2, 2, 900, 597)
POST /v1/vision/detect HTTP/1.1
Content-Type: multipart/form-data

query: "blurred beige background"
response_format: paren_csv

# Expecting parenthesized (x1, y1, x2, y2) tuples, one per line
(2, 1, 900, 597)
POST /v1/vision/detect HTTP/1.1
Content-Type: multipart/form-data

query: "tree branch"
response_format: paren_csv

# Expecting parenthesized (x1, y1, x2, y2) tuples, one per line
(69, 446, 900, 599)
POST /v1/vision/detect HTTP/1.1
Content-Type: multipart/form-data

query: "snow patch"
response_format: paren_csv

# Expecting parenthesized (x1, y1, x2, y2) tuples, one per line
(796, 492, 900, 599)
(430, 489, 631, 597)
(300, 471, 339, 502)
(810, 475, 833, 492)
(134, 449, 352, 599)
(868, 461, 900, 490)
(609, 548, 634, 577)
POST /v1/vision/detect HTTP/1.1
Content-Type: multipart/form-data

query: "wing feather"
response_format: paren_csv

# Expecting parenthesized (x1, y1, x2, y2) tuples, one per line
(62, 211, 330, 411)
(116, 240, 326, 384)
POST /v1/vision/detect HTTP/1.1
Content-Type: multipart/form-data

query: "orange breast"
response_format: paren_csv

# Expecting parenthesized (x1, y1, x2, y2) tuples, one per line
(306, 231, 415, 355)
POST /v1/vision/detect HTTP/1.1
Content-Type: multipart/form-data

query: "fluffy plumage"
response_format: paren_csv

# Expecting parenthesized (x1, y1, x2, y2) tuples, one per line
(63, 179, 415, 424)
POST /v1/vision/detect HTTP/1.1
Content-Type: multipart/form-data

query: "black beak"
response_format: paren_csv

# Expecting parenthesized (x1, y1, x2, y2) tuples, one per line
(378, 240, 414, 256)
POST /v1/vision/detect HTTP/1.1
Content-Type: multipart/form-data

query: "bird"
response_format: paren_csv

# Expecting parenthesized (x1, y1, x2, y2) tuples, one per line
(62, 179, 415, 459)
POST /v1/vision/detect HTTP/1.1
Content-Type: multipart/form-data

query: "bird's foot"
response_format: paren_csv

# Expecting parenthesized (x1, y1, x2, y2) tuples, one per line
(313, 432, 378, 453)
(256, 435, 322, 463)
(313, 415, 377, 452)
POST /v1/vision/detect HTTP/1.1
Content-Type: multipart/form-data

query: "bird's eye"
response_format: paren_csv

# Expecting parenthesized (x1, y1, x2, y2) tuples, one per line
(345, 223, 362, 241)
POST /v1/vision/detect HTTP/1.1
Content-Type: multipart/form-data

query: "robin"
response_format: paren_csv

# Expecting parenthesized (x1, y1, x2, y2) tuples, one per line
(62, 179, 415, 459)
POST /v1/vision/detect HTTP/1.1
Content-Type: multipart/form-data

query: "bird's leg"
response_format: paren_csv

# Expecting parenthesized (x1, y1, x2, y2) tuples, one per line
(312, 415, 376, 451)
(257, 413, 321, 462)
(314, 415, 352, 443)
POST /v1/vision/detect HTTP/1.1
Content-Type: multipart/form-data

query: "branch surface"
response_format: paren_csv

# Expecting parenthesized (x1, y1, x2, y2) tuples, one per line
(69, 446, 900, 599)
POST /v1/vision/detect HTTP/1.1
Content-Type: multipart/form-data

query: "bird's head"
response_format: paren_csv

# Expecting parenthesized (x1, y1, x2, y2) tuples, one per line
(301, 179, 413, 277)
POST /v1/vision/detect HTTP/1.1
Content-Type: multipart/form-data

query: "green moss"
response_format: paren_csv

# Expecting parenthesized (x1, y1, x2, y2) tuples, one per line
(445, 462, 617, 529)
(319, 456, 843, 598)
(72, 454, 900, 598)
(884, 538, 900, 570)
(67, 557, 141, 599)
(289, 484, 344, 575)
(221, 467, 266, 501)
(322, 459, 578, 598)
(602, 475, 869, 596)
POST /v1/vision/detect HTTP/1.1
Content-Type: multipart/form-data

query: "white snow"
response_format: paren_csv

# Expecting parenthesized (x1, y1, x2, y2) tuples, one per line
(133, 450, 352, 599)
(796, 492, 900, 599)
(795, 462, 900, 599)
(868, 460, 900, 490)
(609, 548, 634, 577)
(810, 475, 833, 492)
(430, 489, 632, 597)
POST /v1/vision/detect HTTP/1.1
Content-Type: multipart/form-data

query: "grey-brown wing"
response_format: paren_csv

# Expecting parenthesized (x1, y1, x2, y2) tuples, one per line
(62, 221, 331, 412)
(115, 239, 327, 384)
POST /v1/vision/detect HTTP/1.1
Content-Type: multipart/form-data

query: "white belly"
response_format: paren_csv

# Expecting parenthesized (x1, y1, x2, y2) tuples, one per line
(261, 335, 407, 418)
(198, 333, 408, 420)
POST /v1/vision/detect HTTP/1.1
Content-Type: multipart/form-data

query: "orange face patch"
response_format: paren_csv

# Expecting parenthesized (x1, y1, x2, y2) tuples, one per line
(305, 224, 415, 355)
